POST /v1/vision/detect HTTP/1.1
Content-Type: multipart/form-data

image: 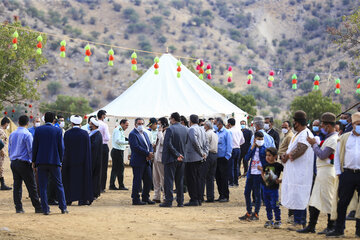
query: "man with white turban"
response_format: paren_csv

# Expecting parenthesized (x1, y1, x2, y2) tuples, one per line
(62, 115, 93, 205)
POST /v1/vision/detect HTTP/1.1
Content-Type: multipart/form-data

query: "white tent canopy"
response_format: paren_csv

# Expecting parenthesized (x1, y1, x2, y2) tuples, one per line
(92, 54, 247, 119)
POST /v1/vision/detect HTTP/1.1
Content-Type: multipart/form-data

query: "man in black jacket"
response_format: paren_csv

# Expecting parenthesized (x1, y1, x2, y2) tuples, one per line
(160, 112, 188, 207)
(265, 117, 280, 150)
(239, 120, 252, 177)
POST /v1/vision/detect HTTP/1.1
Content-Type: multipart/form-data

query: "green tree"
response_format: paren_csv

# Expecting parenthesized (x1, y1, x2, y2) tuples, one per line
(0, 21, 47, 110)
(212, 86, 257, 117)
(40, 95, 93, 124)
(290, 91, 341, 123)
(328, 8, 360, 74)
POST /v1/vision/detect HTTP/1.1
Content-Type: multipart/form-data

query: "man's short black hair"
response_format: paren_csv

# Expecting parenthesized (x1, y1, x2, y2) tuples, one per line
(120, 119, 129, 125)
(228, 118, 236, 126)
(171, 112, 181, 122)
(57, 115, 64, 119)
(158, 117, 169, 128)
(190, 114, 199, 124)
(265, 116, 274, 123)
(180, 115, 189, 127)
(135, 118, 144, 125)
(97, 110, 107, 119)
(199, 118, 205, 124)
(18, 115, 29, 126)
(266, 147, 278, 156)
(254, 131, 264, 138)
(208, 117, 214, 121)
(1, 117, 10, 126)
(283, 121, 291, 127)
(342, 112, 351, 118)
(45, 112, 55, 123)
(215, 117, 224, 125)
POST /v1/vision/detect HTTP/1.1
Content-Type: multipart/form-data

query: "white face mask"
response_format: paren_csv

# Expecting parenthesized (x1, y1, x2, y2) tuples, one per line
(264, 124, 270, 130)
(6, 125, 9, 130)
(59, 122, 65, 128)
(256, 140, 264, 147)
(35, 122, 41, 127)
(137, 125, 144, 132)
(282, 128, 288, 134)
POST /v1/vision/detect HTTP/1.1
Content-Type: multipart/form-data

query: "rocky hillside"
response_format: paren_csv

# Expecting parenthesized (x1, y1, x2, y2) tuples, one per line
(0, 0, 359, 116)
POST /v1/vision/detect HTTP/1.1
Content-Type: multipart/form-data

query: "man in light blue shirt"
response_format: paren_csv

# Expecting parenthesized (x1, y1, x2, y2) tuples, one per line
(28, 117, 41, 136)
(250, 116, 275, 149)
(214, 117, 232, 202)
(8, 115, 42, 214)
(110, 119, 129, 190)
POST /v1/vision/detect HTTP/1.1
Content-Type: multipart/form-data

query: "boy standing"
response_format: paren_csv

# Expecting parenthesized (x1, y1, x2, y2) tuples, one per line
(239, 131, 267, 221)
(259, 147, 283, 228)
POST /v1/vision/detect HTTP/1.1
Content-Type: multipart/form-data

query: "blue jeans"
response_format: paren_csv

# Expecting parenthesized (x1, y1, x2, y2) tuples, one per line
(244, 174, 262, 214)
(293, 209, 307, 225)
(228, 148, 240, 185)
(262, 186, 281, 221)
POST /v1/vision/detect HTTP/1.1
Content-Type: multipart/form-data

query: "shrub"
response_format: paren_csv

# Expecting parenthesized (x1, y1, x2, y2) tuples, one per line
(229, 29, 242, 42)
(158, 35, 167, 43)
(47, 82, 62, 95)
(89, 17, 96, 25)
(127, 23, 147, 33)
(338, 61, 348, 70)
(113, 3, 122, 12)
(171, 0, 185, 9)
(188, 17, 203, 26)
(151, 16, 163, 27)
(123, 8, 139, 22)
(304, 18, 320, 31)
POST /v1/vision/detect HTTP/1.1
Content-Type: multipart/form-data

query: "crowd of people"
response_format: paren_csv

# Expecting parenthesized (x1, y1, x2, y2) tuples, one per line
(0, 107, 359, 238)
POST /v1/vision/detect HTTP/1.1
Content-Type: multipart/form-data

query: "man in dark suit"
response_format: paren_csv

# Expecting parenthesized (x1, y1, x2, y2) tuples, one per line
(32, 112, 68, 215)
(160, 112, 188, 207)
(265, 117, 280, 150)
(128, 118, 155, 205)
(239, 120, 253, 176)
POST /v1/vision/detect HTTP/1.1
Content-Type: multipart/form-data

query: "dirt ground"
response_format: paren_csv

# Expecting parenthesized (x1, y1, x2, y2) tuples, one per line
(0, 161, 357, 240)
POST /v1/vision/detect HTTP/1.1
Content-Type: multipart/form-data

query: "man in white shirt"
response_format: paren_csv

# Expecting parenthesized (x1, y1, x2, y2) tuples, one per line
(327, 112, 360, 238)
(97, 110, 110, 193)
(227, 118, 244, 187)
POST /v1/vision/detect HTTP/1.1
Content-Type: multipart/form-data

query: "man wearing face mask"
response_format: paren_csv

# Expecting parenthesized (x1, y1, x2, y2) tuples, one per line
(264, 117, 280, 150)
(28, 117, 41, 136)
(214, 117, 233, 202)
(278, 121, 294, 156)
(312, 120, 325, 142)
(129, 118, 154, 205)
(239, 120, 253, 177)
(339, 112, 353, 134)
(326, 112, 360, 238)
(281, 111, 315, 230)
(249, 117, 275, 149)
(297, 113, 338, 235)
(0, 117, 12, 190)
(57, 115, 65, 135)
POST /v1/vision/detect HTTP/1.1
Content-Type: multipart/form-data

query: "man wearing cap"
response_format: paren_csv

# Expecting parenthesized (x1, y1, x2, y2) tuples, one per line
(297, 113, 338, 234)
(89, 116, 103, 199)
(110, 119, 129, 191)
(62, 115, 93, 206)
(281, 110, 314, 230)
(326, 112, 360, 238)
(97, 110, 110, 192)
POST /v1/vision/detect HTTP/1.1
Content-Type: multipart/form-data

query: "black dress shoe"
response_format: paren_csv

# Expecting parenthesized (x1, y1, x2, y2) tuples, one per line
(184, 201, 199, 207)
(48, 200, 59, 206)
(159, 203, 172, 207)
(61, 209, 69, 214)
(35, 209, 43, 214)
(132, 201, 146, 205)
(297, 225, 316, 234)
(109, 186, 119, 190)
(326, 230, 344, 238)
(16, 209, 24, 213)
(152, 199, 161, 203)
(177, 203, 184, 207)
(205, 199, 214, 203)
(43, 211, 50, 215)
(318, 228, 333, 235)
(119, 186, 128, 191)
(144, 199, 155, 205)
(198, 201, 202, 206)
(219, 198, 229, 202)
